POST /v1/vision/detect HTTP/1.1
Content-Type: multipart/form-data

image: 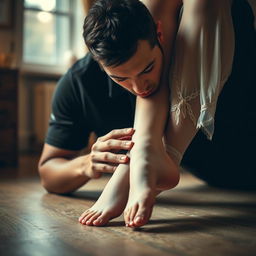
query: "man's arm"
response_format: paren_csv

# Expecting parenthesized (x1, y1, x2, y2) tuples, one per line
(38, 144, 91, 194)
(38, 128, 135, 194)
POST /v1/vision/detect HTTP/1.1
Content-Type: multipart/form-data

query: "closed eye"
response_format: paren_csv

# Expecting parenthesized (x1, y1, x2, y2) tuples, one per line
(115, 77, 127, 82)
(142, 65, 154, 74)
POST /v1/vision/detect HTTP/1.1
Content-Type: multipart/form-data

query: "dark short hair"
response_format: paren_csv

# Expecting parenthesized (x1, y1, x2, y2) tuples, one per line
(83, 0, 158, 67)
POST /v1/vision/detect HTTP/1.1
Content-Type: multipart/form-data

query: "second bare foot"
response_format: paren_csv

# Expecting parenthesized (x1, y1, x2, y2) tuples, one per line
(79, 163, 129, 226)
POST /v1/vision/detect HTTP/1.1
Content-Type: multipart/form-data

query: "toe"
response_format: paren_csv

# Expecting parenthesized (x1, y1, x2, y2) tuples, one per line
(79, 209, 90, 222)
(133, 205, 152, 227)
(128, 203, 139, 227)
(86, 212, 102, 226)
(93, 212, 111, 226)
(81, 210, 97, 225)
(124, 207, 131, 227)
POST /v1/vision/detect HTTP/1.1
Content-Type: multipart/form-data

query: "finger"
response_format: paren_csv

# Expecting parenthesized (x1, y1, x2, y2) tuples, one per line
(98, 128, 135, 142)
(91, 163, 117, 173)
(91, 152, 129, 164)
(98, 139, 134, 152)
(119, 136, 132, 140)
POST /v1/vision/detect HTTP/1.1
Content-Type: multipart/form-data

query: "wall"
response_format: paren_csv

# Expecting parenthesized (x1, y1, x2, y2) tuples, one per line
(0, 0, 86, 153)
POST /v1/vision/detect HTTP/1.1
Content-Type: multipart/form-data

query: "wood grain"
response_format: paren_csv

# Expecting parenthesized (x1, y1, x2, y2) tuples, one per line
(0, 156, 256, 256)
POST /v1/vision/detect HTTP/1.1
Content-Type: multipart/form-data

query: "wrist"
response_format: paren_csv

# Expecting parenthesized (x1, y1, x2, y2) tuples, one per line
(77, 154, 91, 177)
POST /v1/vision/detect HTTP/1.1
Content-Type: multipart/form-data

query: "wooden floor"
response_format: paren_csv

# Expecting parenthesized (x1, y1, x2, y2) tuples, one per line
(0, 154, 256, 256)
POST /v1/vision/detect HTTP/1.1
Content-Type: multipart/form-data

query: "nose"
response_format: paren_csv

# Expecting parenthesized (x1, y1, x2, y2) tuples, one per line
(131, 79, 150, 94)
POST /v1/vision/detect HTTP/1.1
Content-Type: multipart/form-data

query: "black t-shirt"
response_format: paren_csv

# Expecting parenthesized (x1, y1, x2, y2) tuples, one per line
(45, 54, 136, 151)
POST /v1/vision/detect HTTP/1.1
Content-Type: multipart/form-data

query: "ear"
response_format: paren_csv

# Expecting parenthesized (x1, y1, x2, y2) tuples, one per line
(156, 20, 164, 44)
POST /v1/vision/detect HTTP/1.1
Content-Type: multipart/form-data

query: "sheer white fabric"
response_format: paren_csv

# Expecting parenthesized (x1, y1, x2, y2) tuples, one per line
(170, 1, 235, 141)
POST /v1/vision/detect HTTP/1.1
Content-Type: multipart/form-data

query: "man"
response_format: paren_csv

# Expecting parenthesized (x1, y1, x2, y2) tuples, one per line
(38, 0, 181, 194)
(39, 0, 256, 227)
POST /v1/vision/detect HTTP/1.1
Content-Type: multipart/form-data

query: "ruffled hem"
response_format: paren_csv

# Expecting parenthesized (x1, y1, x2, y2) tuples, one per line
(197, 110, 215, 140)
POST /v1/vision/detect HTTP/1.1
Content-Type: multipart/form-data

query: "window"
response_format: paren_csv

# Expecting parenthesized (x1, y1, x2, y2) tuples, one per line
(22, 0, 85, 73)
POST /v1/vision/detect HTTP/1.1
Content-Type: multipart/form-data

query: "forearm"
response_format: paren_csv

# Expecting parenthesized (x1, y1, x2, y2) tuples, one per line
(39, 154, 92, 194)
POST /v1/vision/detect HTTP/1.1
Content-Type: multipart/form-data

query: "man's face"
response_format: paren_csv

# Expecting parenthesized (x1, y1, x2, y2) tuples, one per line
(101, 40, 163, 98)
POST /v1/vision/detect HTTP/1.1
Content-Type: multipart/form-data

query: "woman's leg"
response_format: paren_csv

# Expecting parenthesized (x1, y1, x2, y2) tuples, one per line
(124, 0, 235, 228)
(165, 0, 235, 164)
(124, 81, 180, 228)
(182, 0, 256, 189)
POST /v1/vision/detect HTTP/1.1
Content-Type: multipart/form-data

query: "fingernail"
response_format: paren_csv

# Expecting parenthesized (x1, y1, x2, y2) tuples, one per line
(125, 141, 132, 146)
(126, 128, 133, 133)
(120, 156, 127, 160)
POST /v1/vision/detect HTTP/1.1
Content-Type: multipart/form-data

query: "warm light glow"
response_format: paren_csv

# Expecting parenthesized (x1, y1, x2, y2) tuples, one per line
(45, 34, 56, 45)
(26, 0, 56, 11)
(64, 50, 72, 64)
(37, 12, 53, 23)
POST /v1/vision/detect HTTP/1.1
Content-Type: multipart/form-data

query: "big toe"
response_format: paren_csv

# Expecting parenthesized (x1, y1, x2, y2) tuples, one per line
(133, 209, 149, 227)
(93, 212, 112, 226)
(133, 201, 154, 227)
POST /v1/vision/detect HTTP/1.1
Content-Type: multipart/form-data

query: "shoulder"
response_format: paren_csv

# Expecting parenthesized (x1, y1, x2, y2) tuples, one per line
(54, 53, 105, 98)
(66, 53, 102, 84)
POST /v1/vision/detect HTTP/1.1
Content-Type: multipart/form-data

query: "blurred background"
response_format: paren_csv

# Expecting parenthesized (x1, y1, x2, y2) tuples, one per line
(0, 0, 95, 170)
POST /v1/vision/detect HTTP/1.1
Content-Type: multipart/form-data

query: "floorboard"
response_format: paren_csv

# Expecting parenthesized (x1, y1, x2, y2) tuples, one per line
(0, 155, 256, 256)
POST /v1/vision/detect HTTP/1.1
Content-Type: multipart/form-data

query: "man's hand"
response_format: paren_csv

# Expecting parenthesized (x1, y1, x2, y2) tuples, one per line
(86, 128, 135, 177)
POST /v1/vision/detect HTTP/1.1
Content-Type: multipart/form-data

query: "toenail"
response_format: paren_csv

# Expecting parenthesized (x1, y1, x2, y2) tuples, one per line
(135, 216, 143, 223)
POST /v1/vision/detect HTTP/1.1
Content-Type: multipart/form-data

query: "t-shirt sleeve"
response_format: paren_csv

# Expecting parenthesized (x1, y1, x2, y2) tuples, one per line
(45, 70, 91, 151)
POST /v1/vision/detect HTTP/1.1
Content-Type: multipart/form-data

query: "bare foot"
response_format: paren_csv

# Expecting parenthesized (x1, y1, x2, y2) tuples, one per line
(124, 141, 179, 228)
(79, 163, 129, 226)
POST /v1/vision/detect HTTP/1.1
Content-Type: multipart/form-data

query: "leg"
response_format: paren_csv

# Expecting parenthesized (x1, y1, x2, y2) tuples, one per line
(124, 82, 180, 228)
(79, 163, 130, 226)
(123, 0, 236, 227)
(182, 0, 256, 189)
(165, 0, 235, 163)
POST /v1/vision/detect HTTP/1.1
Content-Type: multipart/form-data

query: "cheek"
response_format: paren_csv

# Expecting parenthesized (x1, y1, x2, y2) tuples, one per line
(150, 66, 162, 83)
(150, 58, 163, 83)
(117, 82, 133, 93)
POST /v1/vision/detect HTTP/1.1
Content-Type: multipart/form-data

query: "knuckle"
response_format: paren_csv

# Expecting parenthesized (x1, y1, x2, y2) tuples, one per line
(91, 164, 97, 172)
(102, 165, 108, 171)
(97, 136, 103, 142)
(91, 143, 97, 151)
(103, 154, 109, 161)
(106, 140, 112, 147)
(113, 129, 119, 136)
(90, 153, 96, 160)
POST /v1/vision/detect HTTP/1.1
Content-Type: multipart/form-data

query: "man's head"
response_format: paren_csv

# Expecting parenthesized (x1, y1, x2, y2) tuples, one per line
(83, 0, 164, 97)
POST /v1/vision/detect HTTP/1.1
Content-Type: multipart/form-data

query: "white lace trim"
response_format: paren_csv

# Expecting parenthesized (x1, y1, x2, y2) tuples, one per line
(171, 90, 200, 126)
(197, 101, 217, 140)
